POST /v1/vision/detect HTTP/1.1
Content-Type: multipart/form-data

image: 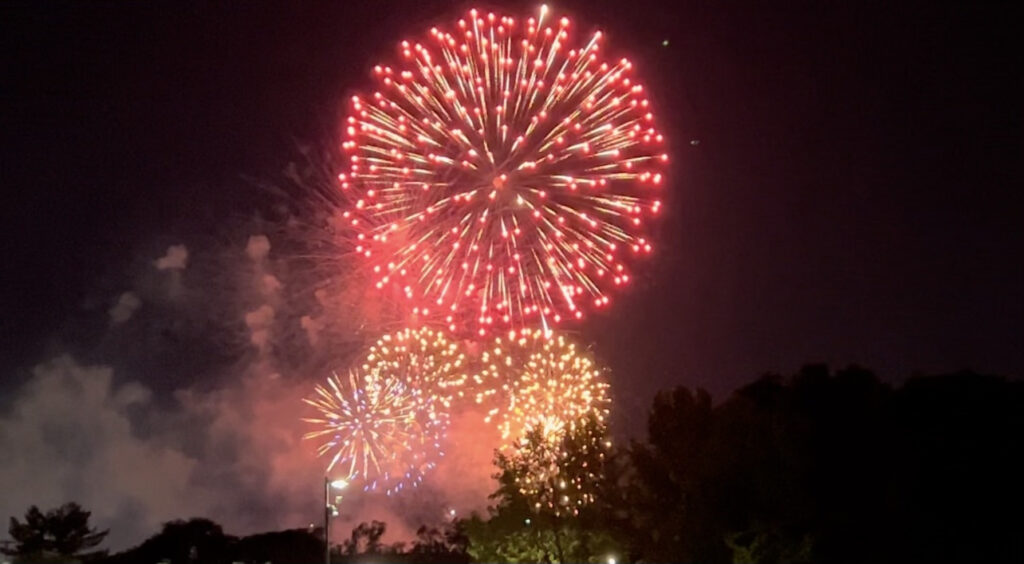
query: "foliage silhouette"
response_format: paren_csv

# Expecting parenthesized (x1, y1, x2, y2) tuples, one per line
(99, 518, 231, 564)
(4, 503, 108, 563)
(624, 365, 1024, 563)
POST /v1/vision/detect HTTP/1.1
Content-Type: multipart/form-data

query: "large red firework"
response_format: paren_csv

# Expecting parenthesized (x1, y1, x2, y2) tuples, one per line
(341, 6, 667, 335)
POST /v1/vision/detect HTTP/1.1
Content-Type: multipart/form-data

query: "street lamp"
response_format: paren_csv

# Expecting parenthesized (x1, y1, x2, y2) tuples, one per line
(324, 477, 348, 564)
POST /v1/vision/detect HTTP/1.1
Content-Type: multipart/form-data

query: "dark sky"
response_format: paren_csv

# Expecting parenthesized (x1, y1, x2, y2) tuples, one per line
(3, 0, 1021, 417)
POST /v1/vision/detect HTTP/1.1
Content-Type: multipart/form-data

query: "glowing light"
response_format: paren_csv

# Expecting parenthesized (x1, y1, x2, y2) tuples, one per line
(343, 6, 668, 335)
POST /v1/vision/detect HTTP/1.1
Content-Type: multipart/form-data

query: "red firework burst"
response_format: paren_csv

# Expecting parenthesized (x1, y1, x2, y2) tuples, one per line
(341, 6, 668, 335)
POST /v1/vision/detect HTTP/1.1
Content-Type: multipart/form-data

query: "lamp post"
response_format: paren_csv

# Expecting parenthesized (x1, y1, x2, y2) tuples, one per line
(324, 477, 348, 564)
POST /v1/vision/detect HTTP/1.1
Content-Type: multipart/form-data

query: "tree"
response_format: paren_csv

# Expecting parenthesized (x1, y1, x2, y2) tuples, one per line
(725, 527, 813, 564)
(628, 385, 722, 562)
(99, 518, 231, 564)
(624, 365, 1024, 563)
(341, 520, 386, 555)
(464, 417, 625, 563)
(4, 503, 108, 563)
(409, 524, 470, 564)
(230, 529, 322, 564)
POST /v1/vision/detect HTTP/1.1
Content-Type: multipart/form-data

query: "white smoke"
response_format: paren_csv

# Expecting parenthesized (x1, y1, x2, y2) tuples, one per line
(108, 292, 141, 324)
(153, 244, 188, 271)
(245, 305, 276, 352)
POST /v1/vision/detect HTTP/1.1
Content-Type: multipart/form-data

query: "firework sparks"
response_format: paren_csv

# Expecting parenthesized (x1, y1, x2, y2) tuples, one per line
(341, 6, 668, 335)
(303, 327, 472, 493)
(474, 329, 611, 447)
(361, 326, 473, 405)
(505, 416, 611, 516)
(303, 367, 448, 495)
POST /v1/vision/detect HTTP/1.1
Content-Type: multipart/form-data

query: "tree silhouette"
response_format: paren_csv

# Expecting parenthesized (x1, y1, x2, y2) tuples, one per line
(341, 520, 387, 555)
(4, 503, 108, 563)
(229, 528, 321, 564)
(623, 365, 1024, 563)
(99, 518, 231, 564)
(409, 524, 470, 564)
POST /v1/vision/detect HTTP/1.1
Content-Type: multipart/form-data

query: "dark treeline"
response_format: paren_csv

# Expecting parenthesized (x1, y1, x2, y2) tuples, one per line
(5, 365, 1022, 563)
(621, 365, 1024, 563)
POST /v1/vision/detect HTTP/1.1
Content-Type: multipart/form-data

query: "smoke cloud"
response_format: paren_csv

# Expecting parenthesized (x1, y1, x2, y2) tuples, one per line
(0, 357, 201, 550)
(154, 244, 189, 271)
(108, 292, 141, 324)
(245, 235, 271, 261)
(1, 227, 499, 551)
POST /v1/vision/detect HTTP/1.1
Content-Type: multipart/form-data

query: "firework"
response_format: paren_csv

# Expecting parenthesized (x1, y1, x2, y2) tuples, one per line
(303, 368, 448, 495)
(341, 6, 668, 335)
(303, 327, 472, 493)
(361, 326, 472, 405)
(474, 329, 611, 446)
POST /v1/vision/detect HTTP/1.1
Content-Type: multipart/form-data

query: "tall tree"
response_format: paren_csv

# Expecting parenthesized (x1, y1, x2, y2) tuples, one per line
(464, 417, 624, 563)
(628, 385, 721, 562)
(4, 503, 108, 563)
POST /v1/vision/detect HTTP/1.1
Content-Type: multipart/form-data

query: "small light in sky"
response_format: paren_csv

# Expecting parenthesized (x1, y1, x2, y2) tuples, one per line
(662, 39, 669, 47)
(690, 139, 700, 146)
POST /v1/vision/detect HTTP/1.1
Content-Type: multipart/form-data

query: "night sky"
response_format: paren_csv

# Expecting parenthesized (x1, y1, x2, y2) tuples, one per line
(1, 0, 1021, 547)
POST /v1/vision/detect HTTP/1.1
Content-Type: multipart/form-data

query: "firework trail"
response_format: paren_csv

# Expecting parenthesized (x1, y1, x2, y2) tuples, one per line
(341, 6, 668, 336)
